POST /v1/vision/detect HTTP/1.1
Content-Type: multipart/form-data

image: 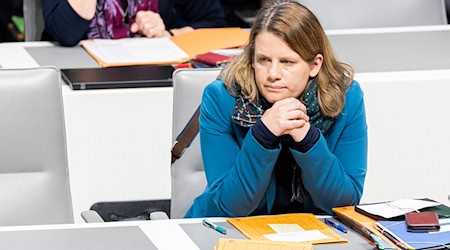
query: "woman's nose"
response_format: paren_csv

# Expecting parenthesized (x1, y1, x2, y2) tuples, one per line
(267, 63, 282, 80)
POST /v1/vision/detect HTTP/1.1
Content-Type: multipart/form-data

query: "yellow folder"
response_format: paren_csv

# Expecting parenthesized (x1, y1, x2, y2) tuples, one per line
(215, 238, 314, 250)
(227, 213, 348, 245)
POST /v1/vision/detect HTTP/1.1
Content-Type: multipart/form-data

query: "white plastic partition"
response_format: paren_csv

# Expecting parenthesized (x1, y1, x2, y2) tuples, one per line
(357, 70, 450, 205)
(298, 0, 447, 29)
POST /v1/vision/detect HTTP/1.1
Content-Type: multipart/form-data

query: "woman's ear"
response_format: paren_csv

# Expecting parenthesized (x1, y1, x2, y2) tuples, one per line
(309, 54, 323, 78)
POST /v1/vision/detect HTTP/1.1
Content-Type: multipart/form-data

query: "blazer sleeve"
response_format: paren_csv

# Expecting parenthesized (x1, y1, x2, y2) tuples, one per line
(42, 0, 91, 46)
(291, 82, 368, 214)
(199, 81, 279, 217)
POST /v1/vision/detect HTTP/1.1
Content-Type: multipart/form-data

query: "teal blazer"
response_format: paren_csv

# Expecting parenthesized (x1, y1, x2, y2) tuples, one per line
(185, 79, 368, 218)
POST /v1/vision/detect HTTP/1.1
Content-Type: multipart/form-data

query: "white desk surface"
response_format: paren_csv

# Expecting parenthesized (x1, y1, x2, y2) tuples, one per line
(0, 217, 371, 250)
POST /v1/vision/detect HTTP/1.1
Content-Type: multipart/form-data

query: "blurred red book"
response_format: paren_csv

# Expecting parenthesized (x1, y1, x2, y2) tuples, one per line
(194, 52, 236, 67)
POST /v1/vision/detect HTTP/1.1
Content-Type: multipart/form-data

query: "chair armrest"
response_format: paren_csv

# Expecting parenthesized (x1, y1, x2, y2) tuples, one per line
(88, 199, 171, 221)
(81, 210, 105, 223)
(149, 211, 170, 220)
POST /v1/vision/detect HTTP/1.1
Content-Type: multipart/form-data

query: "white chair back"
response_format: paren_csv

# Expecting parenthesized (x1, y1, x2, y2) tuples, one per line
(170, 68, 222, 219)
(0, 67, 74, 225)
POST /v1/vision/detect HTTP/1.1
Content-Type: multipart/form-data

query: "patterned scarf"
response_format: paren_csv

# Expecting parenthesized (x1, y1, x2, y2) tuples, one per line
(231, 79, 334, 134)
(231, 79, 335, 204)
(88, 0, 158, 39)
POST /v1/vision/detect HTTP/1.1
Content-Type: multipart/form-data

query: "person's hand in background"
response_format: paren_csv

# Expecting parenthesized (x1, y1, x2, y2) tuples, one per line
(130, 10, 167, 37)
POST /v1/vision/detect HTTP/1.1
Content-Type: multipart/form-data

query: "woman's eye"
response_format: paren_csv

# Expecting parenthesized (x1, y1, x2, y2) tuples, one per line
(258, 57, 269, 63)
(281, 60, 294, 65)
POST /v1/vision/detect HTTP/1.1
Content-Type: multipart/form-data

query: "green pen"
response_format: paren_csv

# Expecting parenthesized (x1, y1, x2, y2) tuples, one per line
(369, 233, 386, 250)
(202, 219, 227, 234)
(361, 226, 394, 250)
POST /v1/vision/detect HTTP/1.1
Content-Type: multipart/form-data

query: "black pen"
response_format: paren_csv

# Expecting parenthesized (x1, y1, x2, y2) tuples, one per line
(324, 218, 347, 233)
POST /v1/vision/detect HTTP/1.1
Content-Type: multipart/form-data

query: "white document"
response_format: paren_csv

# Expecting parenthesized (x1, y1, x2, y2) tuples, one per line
(357, 199, 440, 219)
(268, 224, 304, 233)
(263, 230, 329, 242)
(82, 37, 189, 64)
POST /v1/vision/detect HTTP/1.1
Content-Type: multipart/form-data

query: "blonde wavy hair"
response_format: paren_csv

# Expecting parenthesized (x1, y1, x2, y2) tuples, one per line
(221, 0, 353, 118)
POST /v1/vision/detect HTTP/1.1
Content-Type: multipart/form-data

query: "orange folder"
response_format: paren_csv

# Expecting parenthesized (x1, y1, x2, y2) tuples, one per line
(171, 27, 249, 58)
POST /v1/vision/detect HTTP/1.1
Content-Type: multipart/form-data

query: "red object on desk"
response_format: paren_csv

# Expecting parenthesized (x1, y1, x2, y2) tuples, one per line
(405, 212, 440, 232)
(174, 63, 192, 70)
(194, 52, 235, 67)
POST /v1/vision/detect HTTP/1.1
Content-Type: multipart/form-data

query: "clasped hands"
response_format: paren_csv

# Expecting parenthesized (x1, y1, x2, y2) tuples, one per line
(261, 98, 310, 143)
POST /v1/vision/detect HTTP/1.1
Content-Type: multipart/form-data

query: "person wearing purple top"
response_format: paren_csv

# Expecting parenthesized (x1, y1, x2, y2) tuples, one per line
(42, 0, 226, 46)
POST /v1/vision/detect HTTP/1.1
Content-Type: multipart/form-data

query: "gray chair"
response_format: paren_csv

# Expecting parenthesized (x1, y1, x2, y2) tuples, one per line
(0, 67, 74, 226)
(170, 68, 222, 219)
(297, 0, 447, 29)
(23, 0, 44, 41)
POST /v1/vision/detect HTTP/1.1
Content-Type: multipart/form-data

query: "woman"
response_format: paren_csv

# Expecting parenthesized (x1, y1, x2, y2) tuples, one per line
(185, 0, 367, 218)
(42, 0, 225, 46)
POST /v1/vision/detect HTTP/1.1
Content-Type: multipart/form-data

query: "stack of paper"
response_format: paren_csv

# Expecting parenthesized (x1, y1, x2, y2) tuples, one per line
(81, 28, 250, 67)
(81, 37, 189, 67)
(332, 206, 399, 249)
(334, 199, 450, 250)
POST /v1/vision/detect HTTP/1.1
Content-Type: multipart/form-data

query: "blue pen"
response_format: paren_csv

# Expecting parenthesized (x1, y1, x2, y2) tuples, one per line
(202, 219, 227, 234)
(324, 218, 348, 233)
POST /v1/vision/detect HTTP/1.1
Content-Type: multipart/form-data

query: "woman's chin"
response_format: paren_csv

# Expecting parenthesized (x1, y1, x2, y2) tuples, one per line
(262, 94, 287, 104)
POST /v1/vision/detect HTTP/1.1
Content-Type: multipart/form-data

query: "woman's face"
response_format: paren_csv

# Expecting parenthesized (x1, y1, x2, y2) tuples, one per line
(252, 31, 323, 103)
